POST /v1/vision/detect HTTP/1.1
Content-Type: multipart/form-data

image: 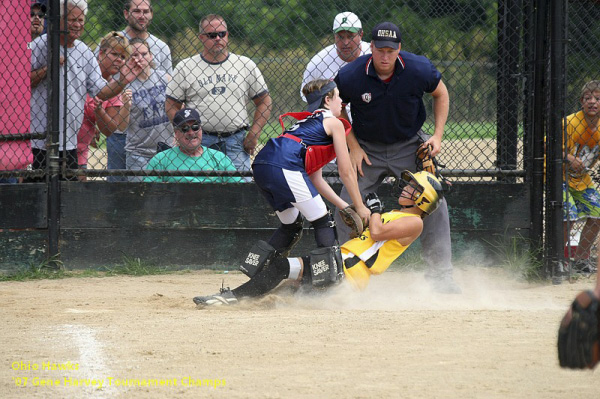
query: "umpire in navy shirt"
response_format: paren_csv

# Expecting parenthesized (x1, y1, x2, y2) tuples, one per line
(333, 21, 460, 294)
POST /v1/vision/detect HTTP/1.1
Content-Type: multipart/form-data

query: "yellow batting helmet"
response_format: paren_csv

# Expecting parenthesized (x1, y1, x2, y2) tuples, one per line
(398, 170, 444, 217)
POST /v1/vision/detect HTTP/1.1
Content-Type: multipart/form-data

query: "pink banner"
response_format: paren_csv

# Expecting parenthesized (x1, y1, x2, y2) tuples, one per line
(0, 0, 33, 170)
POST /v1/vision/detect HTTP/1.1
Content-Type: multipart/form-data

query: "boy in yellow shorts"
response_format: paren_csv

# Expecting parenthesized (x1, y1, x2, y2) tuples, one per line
(564, 80, 600, 274)
(193, 170, 445, 306)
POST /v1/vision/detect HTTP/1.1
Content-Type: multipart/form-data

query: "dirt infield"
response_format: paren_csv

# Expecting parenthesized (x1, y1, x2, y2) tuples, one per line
(1, 267, 598, 399)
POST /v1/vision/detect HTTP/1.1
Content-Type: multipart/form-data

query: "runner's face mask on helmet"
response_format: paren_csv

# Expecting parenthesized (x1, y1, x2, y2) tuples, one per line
(394, 170, 444, 217)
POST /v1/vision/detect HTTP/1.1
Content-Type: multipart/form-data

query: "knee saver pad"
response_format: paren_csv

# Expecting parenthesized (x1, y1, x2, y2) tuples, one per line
(308, 246, 343, 287)
(239, 240, 276, 278)
(343, 260, 371, 291)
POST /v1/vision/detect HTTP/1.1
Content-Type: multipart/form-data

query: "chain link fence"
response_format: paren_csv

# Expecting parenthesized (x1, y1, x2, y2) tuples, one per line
(5, 0, 600, 273)
(562, 0, 600, 273)
(2, 0, 523, 183)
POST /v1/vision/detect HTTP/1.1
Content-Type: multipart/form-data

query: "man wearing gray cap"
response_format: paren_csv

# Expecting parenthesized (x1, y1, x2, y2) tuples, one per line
(301, 12, 370, 101)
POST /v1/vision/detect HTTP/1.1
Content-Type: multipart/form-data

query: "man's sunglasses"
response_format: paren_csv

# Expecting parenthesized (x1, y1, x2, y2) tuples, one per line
(203, 31, 227, 39)
(31, 11, 45, 18)
(178, 124, 201, 133)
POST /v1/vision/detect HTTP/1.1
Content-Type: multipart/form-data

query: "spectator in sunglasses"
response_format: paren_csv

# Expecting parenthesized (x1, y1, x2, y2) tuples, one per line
(145, 108, 242, 183)
(30, 2, 46, 41)
(166, 14, 272, 182)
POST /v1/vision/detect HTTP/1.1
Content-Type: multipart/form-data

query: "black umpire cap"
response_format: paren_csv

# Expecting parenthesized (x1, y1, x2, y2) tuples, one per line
(371, 22, 401, 49)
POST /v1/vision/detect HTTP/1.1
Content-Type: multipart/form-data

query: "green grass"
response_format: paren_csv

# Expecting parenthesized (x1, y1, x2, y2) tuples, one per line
(0, 255, 192, 282)
(92, 119, 508, 149)
(95, 134, 107, 150)
(484, 233, 543, 281)
(423, 121, 525, 140)
(260, 120, 286, 144)
(100, 255, 170, 276)
(259, 120, 522, 145)
(0, 255, 67, 281)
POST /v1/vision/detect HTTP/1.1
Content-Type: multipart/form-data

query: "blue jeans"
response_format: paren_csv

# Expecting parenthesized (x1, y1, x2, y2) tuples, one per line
(201, 130, 251, 182)
(126, 152, 151, 182)
(107, 133, 127, 182)
(0, 177, 18, 184)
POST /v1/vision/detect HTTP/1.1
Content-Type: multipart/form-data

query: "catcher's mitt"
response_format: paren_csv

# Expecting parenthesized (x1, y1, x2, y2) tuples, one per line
(339, 206, 364, 239)
(416, 142, 453, 194)
(557, 290, 600, 369)
(416, 143, 437, 175)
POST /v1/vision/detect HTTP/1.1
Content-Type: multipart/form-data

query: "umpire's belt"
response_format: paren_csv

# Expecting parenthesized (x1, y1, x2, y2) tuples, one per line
(204, 126, 248, 138)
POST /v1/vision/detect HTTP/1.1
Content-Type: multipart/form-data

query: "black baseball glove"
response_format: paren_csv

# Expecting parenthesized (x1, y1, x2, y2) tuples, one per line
(365, 192, 384, 214)
(557, 290, 600, 369)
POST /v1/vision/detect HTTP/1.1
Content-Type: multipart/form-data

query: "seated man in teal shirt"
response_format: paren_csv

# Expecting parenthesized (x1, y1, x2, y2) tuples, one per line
(145, 108, 243, 183)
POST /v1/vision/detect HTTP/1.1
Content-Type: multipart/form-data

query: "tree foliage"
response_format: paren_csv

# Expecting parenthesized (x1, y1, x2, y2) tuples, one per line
(85, 0, 496, 59)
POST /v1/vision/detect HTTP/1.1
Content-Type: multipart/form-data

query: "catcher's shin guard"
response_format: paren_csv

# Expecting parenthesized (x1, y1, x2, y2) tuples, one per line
(342, 255, 371, 291)
(239, 240, 277, 278)
(306, 246, 343, 287)
(268, 214, 304, 257)
(310, 212, 337, 248)
(233, 256, 289, 298)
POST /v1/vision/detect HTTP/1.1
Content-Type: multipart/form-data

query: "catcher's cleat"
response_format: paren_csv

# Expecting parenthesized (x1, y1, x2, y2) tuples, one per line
(193, 288, 238, 307)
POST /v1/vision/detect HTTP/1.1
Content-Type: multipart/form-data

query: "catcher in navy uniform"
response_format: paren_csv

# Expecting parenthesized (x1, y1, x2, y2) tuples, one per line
(196, 79, 369, 306)
(193, 170, 443, 306)
(252, 78, 369, 256)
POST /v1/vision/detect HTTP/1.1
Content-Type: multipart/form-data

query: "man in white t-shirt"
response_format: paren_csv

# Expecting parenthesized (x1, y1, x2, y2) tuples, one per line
(301, 12, 370, 101)
(166, 14, 272, 179)
(301, 12, 370, 182)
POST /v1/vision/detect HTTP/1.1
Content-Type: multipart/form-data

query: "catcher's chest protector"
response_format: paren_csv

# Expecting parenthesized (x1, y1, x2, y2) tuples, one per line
(278, 111, 351, 175)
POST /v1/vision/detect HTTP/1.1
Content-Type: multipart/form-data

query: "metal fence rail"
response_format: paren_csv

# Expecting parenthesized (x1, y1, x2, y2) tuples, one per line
(3, 0, 526, 183)
(2, 0, 600, 275)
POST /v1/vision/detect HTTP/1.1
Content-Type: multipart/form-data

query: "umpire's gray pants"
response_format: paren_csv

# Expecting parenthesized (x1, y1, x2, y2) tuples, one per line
(334, 134, 453, 278)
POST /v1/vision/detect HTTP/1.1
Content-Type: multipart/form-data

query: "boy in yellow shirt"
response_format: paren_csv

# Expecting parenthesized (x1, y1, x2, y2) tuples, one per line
(564, 81, 600, 274)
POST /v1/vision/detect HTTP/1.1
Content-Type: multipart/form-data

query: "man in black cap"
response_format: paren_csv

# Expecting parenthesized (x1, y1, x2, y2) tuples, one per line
(333, 21, 460, 294)
(144, 108, 243, 183)
(30, 1, 46, 41)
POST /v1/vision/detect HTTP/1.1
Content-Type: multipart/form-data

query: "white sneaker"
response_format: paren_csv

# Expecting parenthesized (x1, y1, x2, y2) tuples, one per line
(193, 287, 238, 306)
